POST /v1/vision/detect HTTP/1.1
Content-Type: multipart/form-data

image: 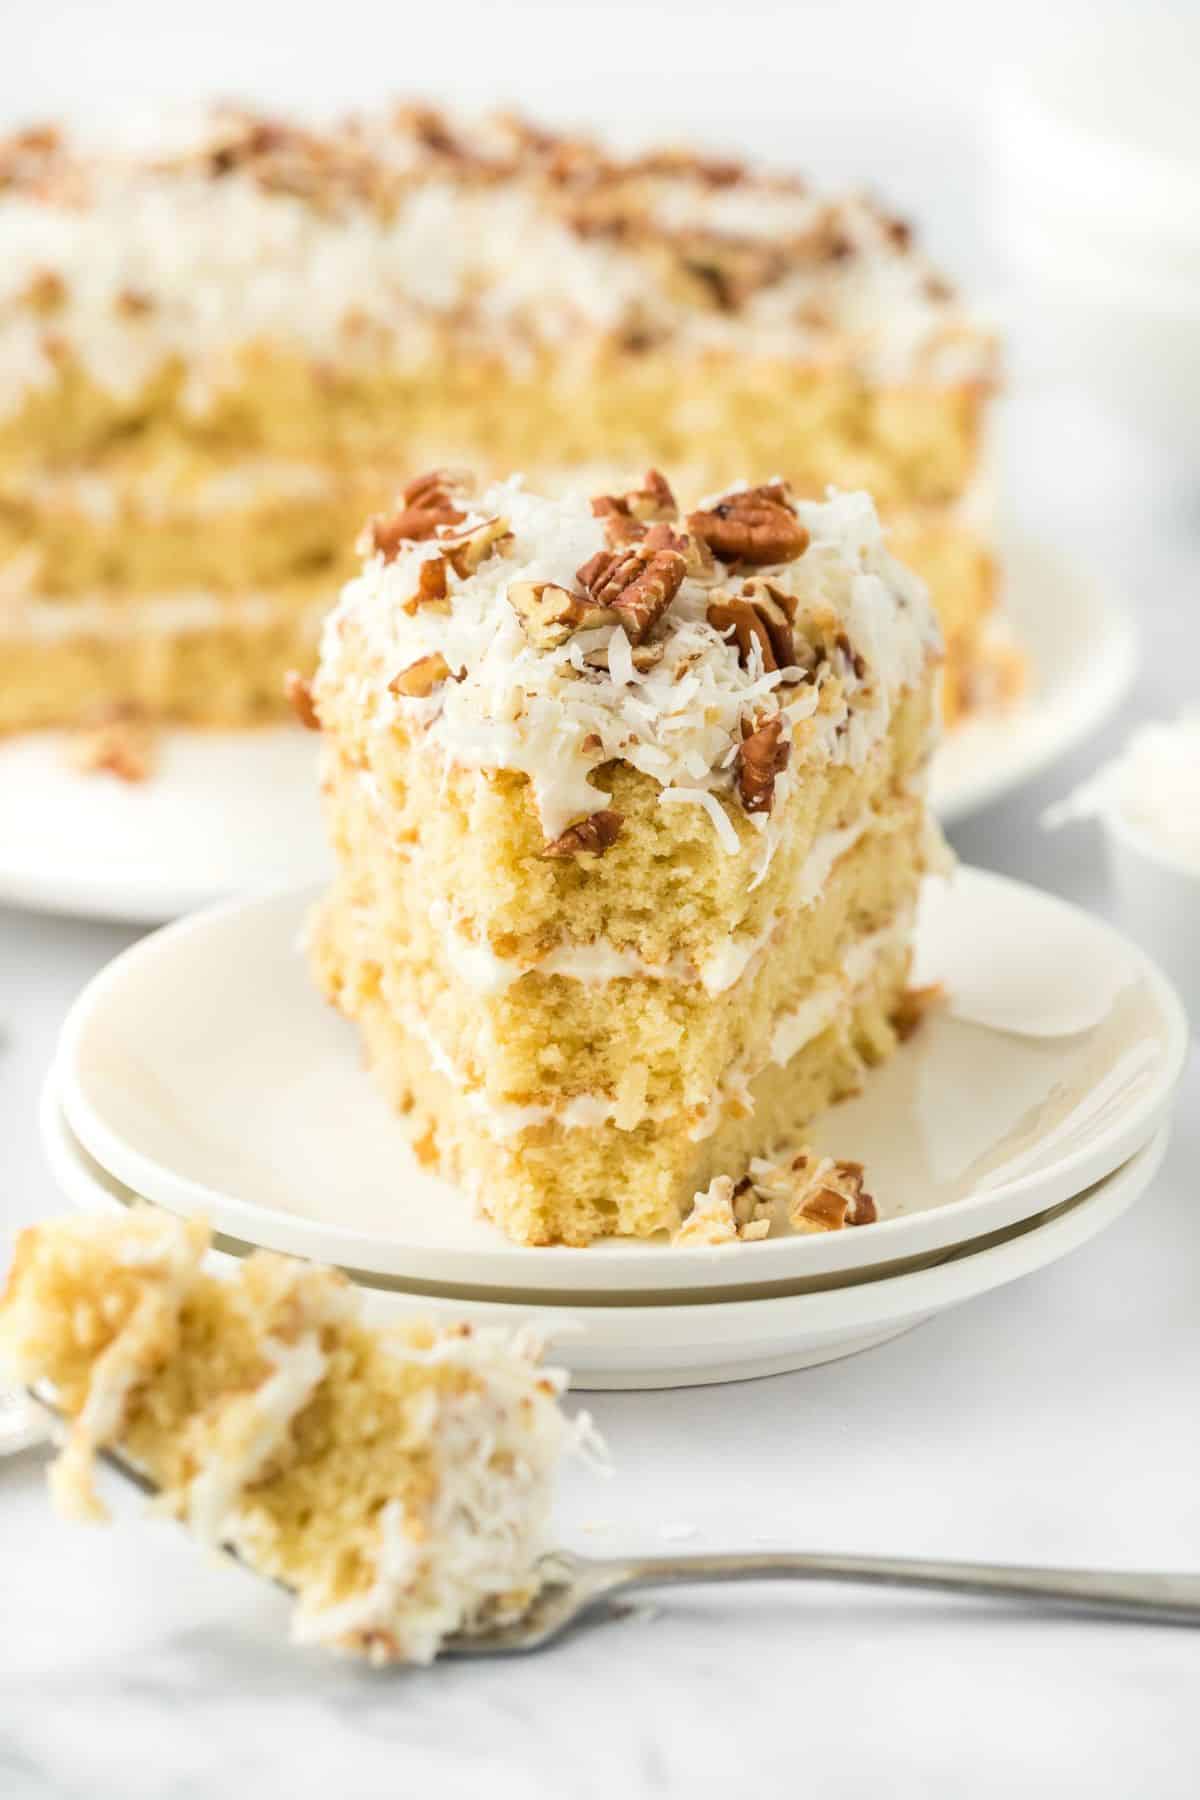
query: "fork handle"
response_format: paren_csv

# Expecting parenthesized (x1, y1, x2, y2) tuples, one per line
(608, 1552, 1200, 1627)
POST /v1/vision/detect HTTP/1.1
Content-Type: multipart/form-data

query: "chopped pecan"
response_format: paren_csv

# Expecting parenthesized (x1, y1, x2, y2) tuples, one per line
(507, 580, 618, 650)
(591, 468, 677, 527)
(66, 704, 157, 784)
(788, 1152, 877, 1233)
(284, 670, 320, 730)
(389, 652, 455, 698)
(688, 484, 809, 566)
(584, 639, 664, 676)
(115, 287, 154, 318)
(443, 515, 513, 578)
(575, 542, 685, 644)
(541, 810, 624, 858)
(708, 584, 796, 673)
(835, 630, 867, 680)
(364, 469, 469, 561)
(736, 715, 790, 814)
(730, 1175, 772, 1240)
(23, 269, 65, 314)
(402, 556, 450, 614)
(892, 983, 944, 1043)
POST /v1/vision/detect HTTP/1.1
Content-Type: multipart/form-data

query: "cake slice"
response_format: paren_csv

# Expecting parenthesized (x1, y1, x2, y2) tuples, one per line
(0, 1209, 584, 1664)
(305, 467, 943, 1246)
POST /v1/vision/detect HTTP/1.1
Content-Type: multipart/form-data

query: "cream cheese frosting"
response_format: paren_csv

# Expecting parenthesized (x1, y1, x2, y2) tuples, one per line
(389, 911, 912, 1142)
(321, 477, 939, 848)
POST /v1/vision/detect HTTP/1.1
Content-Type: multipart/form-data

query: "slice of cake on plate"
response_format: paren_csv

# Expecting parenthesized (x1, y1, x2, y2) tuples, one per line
(0, 1208, 585, 1664)
(305, 467, 944, 1246)
(0, 105, 1003, 735)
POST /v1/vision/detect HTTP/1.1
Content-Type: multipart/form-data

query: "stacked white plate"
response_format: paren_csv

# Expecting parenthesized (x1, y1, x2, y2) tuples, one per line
(43, 867, 1186, 1389)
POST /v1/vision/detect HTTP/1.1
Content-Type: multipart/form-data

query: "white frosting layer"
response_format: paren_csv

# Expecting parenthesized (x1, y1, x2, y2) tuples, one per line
(0, 585, 327, 641)
(0, 109, 994, 421)
(405, 911, 912, 1142)
(429, 813, 871, 996)
(323, 479, 938, 847)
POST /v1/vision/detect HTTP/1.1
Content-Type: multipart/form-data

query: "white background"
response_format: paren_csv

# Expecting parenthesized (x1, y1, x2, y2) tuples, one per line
(3, 2, 1200, 1795)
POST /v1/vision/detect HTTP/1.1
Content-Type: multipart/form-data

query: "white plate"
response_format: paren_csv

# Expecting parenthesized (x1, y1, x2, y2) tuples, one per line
(0, 537, 1131, 923)
(53, 866, 1186, 1300)
(41, 1098, 1168, 1388)
(929, 536, 1135, 823)
(0, 727, 330, 923)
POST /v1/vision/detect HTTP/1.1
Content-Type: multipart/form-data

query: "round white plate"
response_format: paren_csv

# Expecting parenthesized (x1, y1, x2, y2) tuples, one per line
(41, 1099, 1168, 1388)
(0, 726, 330, 923)
(53, 866, 1186, 1300)
(0, 537, 1130, 924)
(929, 536, 1135, 823)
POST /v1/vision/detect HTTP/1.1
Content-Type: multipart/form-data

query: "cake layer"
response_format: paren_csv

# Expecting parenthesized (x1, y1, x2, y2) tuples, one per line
(0, 455, 388, 596)
(0, 109, 995, 462)
(317, 923, 910, 1244)
(0, 585, 323, 729)
(0, 347, 986, 512)
(310, 796, 924, 1123)
(0, 1209, 578, 1662)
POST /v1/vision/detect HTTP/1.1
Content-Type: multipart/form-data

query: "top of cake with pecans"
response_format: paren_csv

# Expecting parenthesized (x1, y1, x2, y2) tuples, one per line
(0, 103, 995, 419)
(312, 466, 940, 869)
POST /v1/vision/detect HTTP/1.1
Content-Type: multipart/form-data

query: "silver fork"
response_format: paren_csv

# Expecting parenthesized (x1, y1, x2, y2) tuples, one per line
(15, 1389, 1200, 1655)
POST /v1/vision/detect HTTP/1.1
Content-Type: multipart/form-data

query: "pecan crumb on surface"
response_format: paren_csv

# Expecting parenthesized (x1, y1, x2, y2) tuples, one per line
(540, 810, 624, 858)
(736, 715, 790, 814)
(284, 670, 320, 730)
(389, 652, 455, 698)
(892, 982, 945, 1043)
(66, 704, 158, 783)
(688, 484, 810, 566)
(673, 1173, 771, 1246)
(787, 1150, 878, 1234)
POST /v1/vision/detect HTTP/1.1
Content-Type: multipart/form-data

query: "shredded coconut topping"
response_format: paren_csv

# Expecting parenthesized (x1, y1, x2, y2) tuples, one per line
(320, 476, 938, 845)
(0, 106, 995, 422)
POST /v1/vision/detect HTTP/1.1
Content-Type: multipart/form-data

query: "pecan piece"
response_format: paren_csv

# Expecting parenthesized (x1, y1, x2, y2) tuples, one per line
(584, 639, 664, 676)
(507, 580, 618, 650)
(788, 1153, 877, 1233)
(364, 469, 468, 561)
(708, 585, 795, 673)
(736, 715, 790, 814)
(892, 983, 944, 1043)
(575, 543, 686, 644)
(591, 468, 677, 526)
(389, 652, 455, 698)
(541, 810, 624, 858)
(66, 704, 157, 784)
(402, 555, 450, 615)
(284, 670, 320, 730)
(23, 269, 66, 314)
(443, 515, 513, 578)
(688, 484, 809, 566)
